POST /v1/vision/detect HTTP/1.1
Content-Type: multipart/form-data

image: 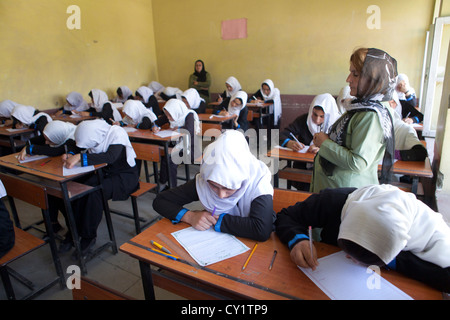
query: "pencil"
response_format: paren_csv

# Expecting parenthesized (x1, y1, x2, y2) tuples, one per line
(242, 243, 258, 271)
(268, 250, 277, 270)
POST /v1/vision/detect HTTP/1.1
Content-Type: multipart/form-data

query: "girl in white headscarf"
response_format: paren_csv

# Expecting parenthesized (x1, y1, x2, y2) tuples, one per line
(135, 86, 163, 117)
(152, 99, 200, 189)
(276, 184, 450, 292)
(153, 130, 275, 241)
(214, 91, 249, 131)
(217, 76, 242, 103)
(113, 86, 133, 103)
(182, 88, 207, 114)
(60, 119, 139, 257)
(78, 89, 122, 125)
(11, 105, 53, 135)
(395, 74, 423, 124)
(120, 100, 157, 129)
(250, 79, 283, 127)
(56, 92, 89, 116)
(0, 100, 20, 120)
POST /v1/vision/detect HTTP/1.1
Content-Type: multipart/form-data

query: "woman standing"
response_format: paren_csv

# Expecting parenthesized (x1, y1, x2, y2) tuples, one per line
(311, 48, 397, 192)
(188, 60, 211, 103)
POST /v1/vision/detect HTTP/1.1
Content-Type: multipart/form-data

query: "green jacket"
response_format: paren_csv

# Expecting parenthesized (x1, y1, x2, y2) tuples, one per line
(188, 72, 211, 103)
(310, 110, 387, 193)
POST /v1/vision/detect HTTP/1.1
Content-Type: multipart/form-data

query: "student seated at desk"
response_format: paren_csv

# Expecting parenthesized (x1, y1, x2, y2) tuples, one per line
(0, 100, 20, 125)
(113, 86, 133, 104)
(60, 119, 139, 257)
(55, 92, 89, 116)
(249, 79, 282, 129)
(217, 76, 242, 103)
(275, 184, 450, 293)
(77, 89, 122, 125)
(279, 93, 340, 190)
(182, 88, 207, 114)
(159, 87, 184, 102)
(152, 99, 200, 189)
(395, 73, 423, 124)
(0, 182, 15, 259)
(153, 130, 274, 242)
(135, 86, 162, 117)
(17, 120, 83, 233)
(148, 81, 165, 100)
(214, 91, 249, 131)
(115, 100, 158, 129)
(11, 105, 53, 134)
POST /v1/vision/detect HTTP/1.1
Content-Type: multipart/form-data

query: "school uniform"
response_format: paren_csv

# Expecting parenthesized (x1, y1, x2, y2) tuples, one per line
(214, 91, 249, 131)
(182, 88, 207, 114)
(217, 76, 241, 101)
(250, 79, 282, 128)
(62, 120, 139, 254)
(135, 86, 162, 117)
(0, 182, 14, 259)
(87, 89, 122, 125)
(153, 130, 275, 241)
(154, 99, 200, 188)
(11, 105, 52, 134)
(59, 92, 89, 115)
(121, 100, 157, 130)
(275, 185, 450, 292)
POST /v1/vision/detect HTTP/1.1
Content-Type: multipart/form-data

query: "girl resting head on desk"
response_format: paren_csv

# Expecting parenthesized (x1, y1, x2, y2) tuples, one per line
(116, 99, 157, 129)
(11, 105, 53, 134)
(275, 184, 450, 293)
(153, 130, 275, 242)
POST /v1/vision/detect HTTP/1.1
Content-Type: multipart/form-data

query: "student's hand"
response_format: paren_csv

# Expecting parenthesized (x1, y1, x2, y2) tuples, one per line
(290, 241, 319, 271)
(152, 125, 160, 133)
(63, 153, 81, 169)
(308, 144, 319, 154)
(181, 210, 218, 231)
(403, 117, 413, 124)
(79, 111, 91, 117)
(219, 110, 229, 116)
(15, 123, 25, 129)
(313, 132, 329, 148)
(17, 147, 28, 161)
(217, 96, 223, 103)
(110, 118, 120, 126)
(286, 140, 304, 151)
(54, 110, 63, 116)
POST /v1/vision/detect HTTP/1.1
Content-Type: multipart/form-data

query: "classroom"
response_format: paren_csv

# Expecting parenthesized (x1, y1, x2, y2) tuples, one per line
(0, 0, 449, 302)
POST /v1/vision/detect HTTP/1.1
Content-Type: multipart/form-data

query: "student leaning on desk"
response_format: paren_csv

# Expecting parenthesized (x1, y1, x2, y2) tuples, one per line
(275, 184, 450, 294)
(153, 130, 275, 242)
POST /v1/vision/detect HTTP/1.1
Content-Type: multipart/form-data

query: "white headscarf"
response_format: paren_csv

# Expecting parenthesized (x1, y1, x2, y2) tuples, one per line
(0, 100, 20, 118)
(65, 92, 89, 112)
(225, 76, 241, 97)
(91, 89, 122, 122)
(396, 74, 416, 100)
(261, 79, 282, 125)
(163, 99, 200, 135)
(336, 86, 354, 114)
(43, 120, 77, 147)
(11, 105, 52, 126)
(122, 100, 157, 125)
(338, 184, 450, 268)
(148, 81, 165, 93)
(227, 91, 248, 118)
(115, 86, 133, 103)
(75, 119, 136, 167)
(196, 130, 273, 216)
(136, 86, 153, 104)
(163, 87, 183, 100)
(182, 88, 204, 110)
(306, 93, 340, 135)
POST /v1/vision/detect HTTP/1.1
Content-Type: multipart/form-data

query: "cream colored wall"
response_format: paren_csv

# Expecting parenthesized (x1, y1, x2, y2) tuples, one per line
(152, 0, 435, 96)
(0, 0, 158, 110)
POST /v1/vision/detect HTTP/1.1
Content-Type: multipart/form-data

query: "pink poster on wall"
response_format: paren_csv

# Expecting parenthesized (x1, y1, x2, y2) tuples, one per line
(221, 18, 247, 40)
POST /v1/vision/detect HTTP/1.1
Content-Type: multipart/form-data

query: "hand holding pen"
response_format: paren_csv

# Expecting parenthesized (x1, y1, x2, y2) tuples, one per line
(288, 132, 305, 151)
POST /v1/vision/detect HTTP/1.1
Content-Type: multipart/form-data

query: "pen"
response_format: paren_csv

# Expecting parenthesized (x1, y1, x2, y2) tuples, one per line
(308, 226, 313, 260)
(211, 206, 216, 217)
(242, 243, 258, 271)
(406, 112, 411, 118)
(150, 240, 171, 254)
(289, 132, 302, 146)
(40, 159, 52, 166)
(268, 250, 277, 270)
(150, 247, 178, 261)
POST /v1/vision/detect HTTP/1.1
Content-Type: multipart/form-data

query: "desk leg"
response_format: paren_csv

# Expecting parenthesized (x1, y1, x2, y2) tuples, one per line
(60, 182, 87, 275)
(164, 143, 173, 189)
(96, 169, 117, 254)
(8, 136, 16, 153)
(411, 177, 419, 195)
(139, 261, 156, 300)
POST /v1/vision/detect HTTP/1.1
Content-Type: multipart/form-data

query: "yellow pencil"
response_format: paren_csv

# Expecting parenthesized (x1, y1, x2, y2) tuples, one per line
(242, 243, 258, 271)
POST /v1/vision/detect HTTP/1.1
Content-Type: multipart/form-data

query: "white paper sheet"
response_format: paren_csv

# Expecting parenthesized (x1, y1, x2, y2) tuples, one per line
(274, 145, 308, 153)
(17, 154, 49, 163)
(171, 227, 249, 267)
(63, 164, 95, 176)
(155, 130, 178, 138)
(122, 127, 137, 133)
(299, 251, 413, 300)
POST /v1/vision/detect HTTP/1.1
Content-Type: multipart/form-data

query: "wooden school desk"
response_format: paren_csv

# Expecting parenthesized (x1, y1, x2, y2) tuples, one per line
(51, 114, 96, 124)
(0, 126, 35, 153)
(119, 218, 442, 300)
(127, 128, 188, 189)
(268, 147, 433, 194)
(0, 153, 115, 275)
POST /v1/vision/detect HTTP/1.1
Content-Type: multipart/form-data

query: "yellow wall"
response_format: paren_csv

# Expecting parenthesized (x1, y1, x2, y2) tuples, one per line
(0, 0, 158, 110)
(152, 0, 435, 96)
